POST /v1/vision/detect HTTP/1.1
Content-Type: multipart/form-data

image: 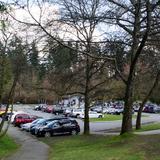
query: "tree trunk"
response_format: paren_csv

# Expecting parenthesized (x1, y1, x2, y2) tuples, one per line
(136, 71, 160, 130)
(83, 55, 90, 135)
(0, 58, 5, 104)
(136, 106, 143, 130)
(0, 74, 18, 136)
(84, 92, 90, 135)
(120, 1, 142, 135)
(121, 80, 134, 134)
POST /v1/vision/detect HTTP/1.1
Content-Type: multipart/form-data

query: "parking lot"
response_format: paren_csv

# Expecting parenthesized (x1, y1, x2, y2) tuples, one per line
(11, 104, 160, 134)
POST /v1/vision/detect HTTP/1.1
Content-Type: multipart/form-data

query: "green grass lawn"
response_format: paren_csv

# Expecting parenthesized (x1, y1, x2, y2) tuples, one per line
(136, 123, 160, 132)
(90, 114, 139, 122)
(0, 135, 18, 159)
(41, 134, 160, 160)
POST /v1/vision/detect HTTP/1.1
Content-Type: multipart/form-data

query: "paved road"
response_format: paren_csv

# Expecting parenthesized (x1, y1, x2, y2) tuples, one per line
(5, 126, 49, 160)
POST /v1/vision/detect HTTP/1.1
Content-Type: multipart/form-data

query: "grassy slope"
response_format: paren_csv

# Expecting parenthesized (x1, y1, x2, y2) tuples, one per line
(136, 123, 160, 132)
(90, 114, 139, 122)
(0, 135, 18, 159)
(42, 134, 160, 160)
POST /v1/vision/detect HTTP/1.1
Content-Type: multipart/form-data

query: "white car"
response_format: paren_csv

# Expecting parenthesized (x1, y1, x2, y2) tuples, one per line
(104, 107, 123, 115)
(63, 108, 72, 116)
(79, 111, 103, 119)
(21, 118, 42, 131)
(21, 122, 32, 131)
(70, 109, 84, 118)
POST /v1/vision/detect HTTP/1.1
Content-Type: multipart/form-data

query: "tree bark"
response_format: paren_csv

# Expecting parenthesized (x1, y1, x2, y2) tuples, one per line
(0, 74, 19, 137)
(84, 55, 90, 135)
(136, 71, 160, 130)
(121, 78, 134, 134)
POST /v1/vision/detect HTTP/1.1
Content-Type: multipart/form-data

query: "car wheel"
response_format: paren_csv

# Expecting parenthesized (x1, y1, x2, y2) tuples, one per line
(71, 130, 77, 135)
(65, 113, 68, 117)
(76, 114, 80, 118)
(45, 132, 52, 137)
(35, 129, 38, 135)
(98, 115, 102, 118)
(20, 124, 23, 128)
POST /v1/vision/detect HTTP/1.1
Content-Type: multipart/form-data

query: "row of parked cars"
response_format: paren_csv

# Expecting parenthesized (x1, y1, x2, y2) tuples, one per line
(90, 101, 160, 114)
(34, 104, 104, 118)
(133, 103, 160, 113)
(34, 104, 64, 114)
(11, 111, 80, 137)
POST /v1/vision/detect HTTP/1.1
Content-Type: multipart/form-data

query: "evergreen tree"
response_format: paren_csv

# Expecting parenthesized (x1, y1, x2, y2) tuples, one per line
(29, 41, 39, 69)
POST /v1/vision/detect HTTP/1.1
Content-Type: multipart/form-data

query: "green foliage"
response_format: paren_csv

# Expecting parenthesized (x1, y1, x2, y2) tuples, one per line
(47, 42, 77, 72)
(0, 42, 12, 102)
(8, 36, 28, 75)
(38, 63, 46, 80)
(29, 41, 39, 68)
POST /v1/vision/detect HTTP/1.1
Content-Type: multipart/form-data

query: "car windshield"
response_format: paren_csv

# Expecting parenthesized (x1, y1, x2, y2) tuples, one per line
(17, 114, 29, 119)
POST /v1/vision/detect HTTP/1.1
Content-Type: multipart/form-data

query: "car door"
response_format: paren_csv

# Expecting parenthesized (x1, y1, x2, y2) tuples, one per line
(58, 119, 71, 133)
(51, 122, 62, 134)
(89, 111, 96, 118)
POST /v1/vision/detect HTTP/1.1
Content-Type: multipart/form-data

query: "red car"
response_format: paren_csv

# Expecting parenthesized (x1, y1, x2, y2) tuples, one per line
(44, 105, 54, 113)
(13, 114, 38, 127)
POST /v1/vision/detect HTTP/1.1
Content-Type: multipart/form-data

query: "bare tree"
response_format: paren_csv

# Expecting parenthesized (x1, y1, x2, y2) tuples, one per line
(7, 0, 114, 135)
(105, 0, 160, 134)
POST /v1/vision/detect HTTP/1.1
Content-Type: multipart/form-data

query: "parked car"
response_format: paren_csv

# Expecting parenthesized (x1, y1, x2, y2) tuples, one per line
(90, 106, 103, 113)
(133, 104, 140, 112)
(91, 106, 110, 114)
(52, 107, 64, 115)
(11, 111, 26, 123)
(104, 107, 123, 115)
(34, 105, 41, 111)
(143, 105, 160, 113)
(70, 109, 84, 118)
(21, 118, 43, 131)
(41, 104, 48, 112)
(45, 105, 54, 113)
(79, 111, 103, 119)
(36, 119, 80, 137)
(63, 108, 73, 117)
(30, 117, 69, 135)
(13, 114, 38, 127)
